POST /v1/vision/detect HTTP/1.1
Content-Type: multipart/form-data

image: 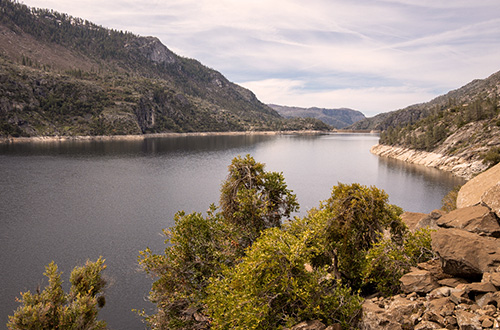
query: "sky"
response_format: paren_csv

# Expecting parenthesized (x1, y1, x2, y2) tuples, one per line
(19, 0, 500, 117)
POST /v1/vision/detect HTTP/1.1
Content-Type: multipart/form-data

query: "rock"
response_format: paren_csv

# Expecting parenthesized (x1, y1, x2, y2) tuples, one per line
(425, 297, 455, 317)
(482, 272, 500, 288)
(414, 320, 442, 329)
(414, 210, 444, 231)
(481, 317, 494, 328)
(360, 296, 424, 330)
(449, 288, 473, 305)
(431, 228, 500, 278)
(455, 310, 482, 330)
(475, 292, 500, 308)
(482, 183, 500, 218)
(458, 282, 497, 294)
(457, 162, 500, 209)
(401, 212, 428, 231)
(438, 277, 469, 288)
(287, 320, 326, 330)
(400, 269, 439, 294)
(435, 205, 500, 237)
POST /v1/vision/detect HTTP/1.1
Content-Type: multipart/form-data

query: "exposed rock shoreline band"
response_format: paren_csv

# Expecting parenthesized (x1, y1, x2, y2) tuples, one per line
(370, 144, 488, 180)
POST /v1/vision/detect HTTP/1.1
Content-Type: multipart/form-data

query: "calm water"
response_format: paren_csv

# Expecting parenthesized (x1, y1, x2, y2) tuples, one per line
(0, 133, 465, 329)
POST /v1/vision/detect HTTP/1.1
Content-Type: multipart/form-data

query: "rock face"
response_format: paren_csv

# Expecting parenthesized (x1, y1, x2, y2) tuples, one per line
(360, 163, 500, 330)
(456, 162, 500, 213)
(370, 144, 487, 179)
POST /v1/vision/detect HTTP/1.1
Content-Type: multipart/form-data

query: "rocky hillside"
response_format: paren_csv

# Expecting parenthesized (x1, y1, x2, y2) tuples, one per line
(362, 70, 500, 174)
(0, 0, 328, 138)
(361, 162, 500, 330)
(268, 104, 365, 129)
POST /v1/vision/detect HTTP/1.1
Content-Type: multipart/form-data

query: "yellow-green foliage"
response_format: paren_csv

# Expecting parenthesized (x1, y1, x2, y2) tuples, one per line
(139, 158, 434, 330)
(441, 185, 461, 212)
(206, 227, 363, 330)
(363, 228, 435, 296)
(290, 183, 405, 290)
(7, 257, 107, 330)
(139, 156, 299, 330)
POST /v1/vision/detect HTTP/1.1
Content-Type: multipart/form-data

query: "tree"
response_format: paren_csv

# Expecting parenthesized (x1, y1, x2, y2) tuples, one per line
(7, 257, 107, 330)
(220, 154, 299, 248)
(139, 155, 299, 330)
(288, 183, 405, 290)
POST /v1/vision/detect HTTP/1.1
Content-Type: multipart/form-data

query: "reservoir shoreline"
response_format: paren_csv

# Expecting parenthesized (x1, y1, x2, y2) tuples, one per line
(0, 130, 376, 144)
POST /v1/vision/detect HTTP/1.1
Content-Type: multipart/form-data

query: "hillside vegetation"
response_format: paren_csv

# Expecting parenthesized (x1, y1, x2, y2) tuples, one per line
(268, 104, 365, 129)
(351, 70, 500, 167)
(0, 0, 329, 138)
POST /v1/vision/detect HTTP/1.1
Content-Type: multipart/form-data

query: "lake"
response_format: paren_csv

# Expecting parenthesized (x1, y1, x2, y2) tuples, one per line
(0, 133, 465, 329)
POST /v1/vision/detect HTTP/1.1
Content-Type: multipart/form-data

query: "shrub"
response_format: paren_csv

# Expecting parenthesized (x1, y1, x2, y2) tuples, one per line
(205, 227, 363, 330)
(139, 155, 299, 330)
(288, 183, 405, 290)
(7, 257, 107, 330)
(362, 228, 435, 296)
(483, 147, 500, 168)
(441, 185, 461, 212)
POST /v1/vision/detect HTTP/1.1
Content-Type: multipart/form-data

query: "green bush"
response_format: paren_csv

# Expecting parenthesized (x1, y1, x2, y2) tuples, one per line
(7, 258, 107, 330)
(362, 228, 435, 296)
(288, 183, 405, 290)
(441, 185, 461, 212)
(205, 227, 363, 330)
(139, 155, 299, 330)
(483, 147, 500, 168)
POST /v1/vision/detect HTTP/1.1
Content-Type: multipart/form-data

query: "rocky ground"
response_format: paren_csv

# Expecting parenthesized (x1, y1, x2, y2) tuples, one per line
(286, 163, 500, 330)
(361, 162, 500, 329)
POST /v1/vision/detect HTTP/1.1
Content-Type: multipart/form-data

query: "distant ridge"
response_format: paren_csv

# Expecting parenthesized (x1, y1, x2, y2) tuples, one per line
(268, 104, 365, 129)
(0, 0, 329, 138)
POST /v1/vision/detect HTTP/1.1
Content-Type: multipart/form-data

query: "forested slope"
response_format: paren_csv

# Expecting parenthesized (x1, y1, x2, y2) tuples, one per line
(352, 70, 500, 167)
(0, 0, 329, 138)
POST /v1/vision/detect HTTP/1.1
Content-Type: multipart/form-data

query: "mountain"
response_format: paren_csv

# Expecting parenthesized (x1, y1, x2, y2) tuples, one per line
(355, 70, 500, 167)
(0, 0, 328, 138)
(268, 104, 365, 129)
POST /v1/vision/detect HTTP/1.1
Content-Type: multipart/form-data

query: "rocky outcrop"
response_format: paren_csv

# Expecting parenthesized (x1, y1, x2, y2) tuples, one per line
(360, 163, 500, 329)
(457, 162, 500, 214)
(370, 144, 487, 179)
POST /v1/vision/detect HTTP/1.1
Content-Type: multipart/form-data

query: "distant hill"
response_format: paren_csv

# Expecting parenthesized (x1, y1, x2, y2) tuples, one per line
(268, 104, 365, 129)
(353, 70, 500, 167)
(0, 0, 329, 138)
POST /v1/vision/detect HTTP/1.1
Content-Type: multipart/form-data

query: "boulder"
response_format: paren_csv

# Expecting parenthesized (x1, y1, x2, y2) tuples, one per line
(457, 162, 500, 209)
(400, 269, 439, 294)
(360, 295, 424, 330)
(482, 272, 500, 288)
(455, 310, 482, 330)
(415, 210, 443, 231)
(482, 183, 500, 218)
(435, 205, 500, 237)
(401, 212, 427, 232)
(431, 228, 500, 278)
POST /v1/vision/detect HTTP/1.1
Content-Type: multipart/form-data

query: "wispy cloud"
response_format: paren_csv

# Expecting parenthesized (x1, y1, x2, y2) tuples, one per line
(20, 0, 500, 116)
